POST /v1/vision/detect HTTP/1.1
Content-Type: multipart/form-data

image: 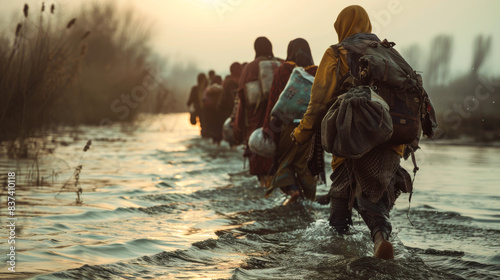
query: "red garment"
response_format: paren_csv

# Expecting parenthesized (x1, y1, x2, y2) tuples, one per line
(233, 56, 275, 175)
(262, 62, 318, 132)
(218, 76, 239, 119)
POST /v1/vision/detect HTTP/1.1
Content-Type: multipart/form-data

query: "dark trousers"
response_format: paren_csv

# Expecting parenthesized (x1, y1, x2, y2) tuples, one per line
(328, 194, 392, 241)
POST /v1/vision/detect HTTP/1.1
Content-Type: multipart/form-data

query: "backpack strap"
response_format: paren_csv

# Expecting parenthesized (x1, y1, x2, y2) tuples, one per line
(330, 44, 343, 82)
(330, 44, 351, 94)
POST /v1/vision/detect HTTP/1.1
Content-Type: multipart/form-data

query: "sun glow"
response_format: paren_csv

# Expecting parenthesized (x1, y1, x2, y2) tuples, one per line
(202, 0, 220, 4)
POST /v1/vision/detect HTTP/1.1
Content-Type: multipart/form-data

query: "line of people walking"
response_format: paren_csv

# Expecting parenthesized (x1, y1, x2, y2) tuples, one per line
(188, 36, 319, 203)
(186, 5, 437, 260)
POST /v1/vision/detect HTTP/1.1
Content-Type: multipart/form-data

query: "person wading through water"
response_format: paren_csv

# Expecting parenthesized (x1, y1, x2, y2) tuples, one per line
(203, 75, 225, 145)
(234, 37, 280, 188)
(292, 5, 435, 259)
(262, 38, 319, 205)
(218, 62, 242, 123)
(187, 73, 208, 137)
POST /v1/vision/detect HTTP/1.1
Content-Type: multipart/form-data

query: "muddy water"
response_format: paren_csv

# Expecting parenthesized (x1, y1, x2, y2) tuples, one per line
(0, 113, 499, 280)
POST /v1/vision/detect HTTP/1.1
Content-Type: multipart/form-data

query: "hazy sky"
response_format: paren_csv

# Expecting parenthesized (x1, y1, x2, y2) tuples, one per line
(2, 0, 499, 78)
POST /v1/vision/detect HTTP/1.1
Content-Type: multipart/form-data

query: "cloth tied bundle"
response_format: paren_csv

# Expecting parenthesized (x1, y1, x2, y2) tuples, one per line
(321, 86, 393, 159)
(271, 67, 315, 125)
(248, 127, 276, 158)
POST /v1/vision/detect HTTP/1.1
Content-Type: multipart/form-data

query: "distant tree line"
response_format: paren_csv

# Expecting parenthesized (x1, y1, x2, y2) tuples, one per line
(402, 34, 500, 141)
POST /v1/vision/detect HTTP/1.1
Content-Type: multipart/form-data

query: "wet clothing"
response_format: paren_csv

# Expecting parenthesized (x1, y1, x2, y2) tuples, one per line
(292, 5, 408, 239)
(266, 124, 316, 200)
(203, 84, 225, 143)
(329, 194, 393, 240)
(234, 56, 275, 176)
(329, 146, 405, 205)
(328, 147, 413, 239)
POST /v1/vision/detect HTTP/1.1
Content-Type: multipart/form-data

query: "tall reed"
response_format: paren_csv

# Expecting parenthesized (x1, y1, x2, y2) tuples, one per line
(0, 3, 89, 157)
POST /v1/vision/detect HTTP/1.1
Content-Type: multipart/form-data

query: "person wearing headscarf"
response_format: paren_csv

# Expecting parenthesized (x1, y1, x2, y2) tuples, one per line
(187, 73, 208, 136)
(233, 37, 281, 187)
(292, 5, 410, 259)
(208, 70, 216, 85)
(261, 38, 318, 205)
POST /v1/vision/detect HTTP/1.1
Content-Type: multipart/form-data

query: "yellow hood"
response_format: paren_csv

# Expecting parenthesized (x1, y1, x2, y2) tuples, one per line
(334, 5, 372, 42)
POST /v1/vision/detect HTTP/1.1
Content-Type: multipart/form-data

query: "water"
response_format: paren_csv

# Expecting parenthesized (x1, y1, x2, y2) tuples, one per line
(1, 113, 499, 279)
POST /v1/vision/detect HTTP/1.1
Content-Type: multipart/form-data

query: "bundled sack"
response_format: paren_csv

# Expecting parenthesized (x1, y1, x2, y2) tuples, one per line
(259, 59, 281, 98)
(203, 85, 223, 109)
(222, 118, 237, 145)
(271, 67, 315, 125)
(244, 59, 281, 108)
(321, 86, 393, 159)
(244, 80, 261, 107)
(248, 127, 276, 158)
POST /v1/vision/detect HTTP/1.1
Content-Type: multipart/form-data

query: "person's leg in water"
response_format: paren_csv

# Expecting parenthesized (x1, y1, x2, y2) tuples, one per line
(293, 138, 317, 202)
(328, 164, 353, 234)
(283, 184, 301, 205)
(328, 194, 394, 259)
(356, 194, 394, 259)
(258, 175, 271, 188)
(328, 196, 353, 234)
(278, 124, 316, 205)
(266, 124, 303, 202)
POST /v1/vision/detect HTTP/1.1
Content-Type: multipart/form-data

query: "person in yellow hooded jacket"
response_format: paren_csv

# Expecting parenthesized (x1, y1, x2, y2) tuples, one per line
(292, 5, 411, 260)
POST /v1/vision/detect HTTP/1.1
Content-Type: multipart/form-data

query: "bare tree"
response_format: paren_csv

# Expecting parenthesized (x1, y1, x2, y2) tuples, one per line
(471, 34, 492, 76)
(426, 35, 453, 86)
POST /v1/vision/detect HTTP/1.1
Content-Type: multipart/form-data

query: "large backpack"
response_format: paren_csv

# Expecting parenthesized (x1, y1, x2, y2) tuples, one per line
(330, 33, 432, 145)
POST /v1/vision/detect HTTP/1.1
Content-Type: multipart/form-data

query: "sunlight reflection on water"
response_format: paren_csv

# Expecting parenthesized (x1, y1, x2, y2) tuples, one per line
(1, 113, 499, 279)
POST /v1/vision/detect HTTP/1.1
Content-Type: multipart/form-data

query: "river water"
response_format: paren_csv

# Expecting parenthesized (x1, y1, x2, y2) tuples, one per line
(0, 113, 499, 280)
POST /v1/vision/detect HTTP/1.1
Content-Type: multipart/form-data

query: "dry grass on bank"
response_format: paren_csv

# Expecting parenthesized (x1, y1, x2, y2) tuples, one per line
(0, 2, 186, 158)
(0, 3, 88, 156)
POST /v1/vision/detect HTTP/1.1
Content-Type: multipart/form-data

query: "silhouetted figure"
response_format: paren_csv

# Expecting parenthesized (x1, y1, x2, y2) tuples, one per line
(292, 5, 434, 259)
(234, 37, 281, 187)
(262, 38, 319, 205)
(187, 73, 208, 137)
(208, 70, 216, 85)
(218, 62, 242, 120)
(203, 75, 224, 145)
